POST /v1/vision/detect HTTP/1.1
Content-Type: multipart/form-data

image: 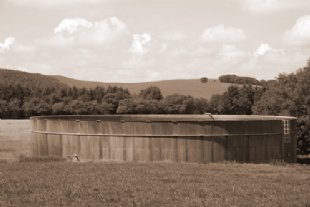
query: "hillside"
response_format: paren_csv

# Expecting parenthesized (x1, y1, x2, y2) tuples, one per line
(52, 75, 234, 100)
(0, 68, 67, 89)
(0, 68, 236, 99)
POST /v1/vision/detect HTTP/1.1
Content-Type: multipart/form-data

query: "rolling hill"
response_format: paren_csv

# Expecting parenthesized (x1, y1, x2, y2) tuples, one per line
(0, 68, 236, 99)
(0, 68, 67, 89)
(52, 75, 234, 100)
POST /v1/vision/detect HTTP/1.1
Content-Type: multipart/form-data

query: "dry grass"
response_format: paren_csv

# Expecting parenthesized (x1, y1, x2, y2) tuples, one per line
(0, 162, 309, 207)
(0, 120, 31, 162)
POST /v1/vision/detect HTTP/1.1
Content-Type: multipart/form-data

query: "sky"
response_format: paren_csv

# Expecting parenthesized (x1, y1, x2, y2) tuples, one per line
(0, 0, 310, 82)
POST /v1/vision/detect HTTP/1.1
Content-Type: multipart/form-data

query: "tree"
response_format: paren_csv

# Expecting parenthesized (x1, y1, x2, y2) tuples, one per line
(200, 77, 208, 83)
(138, 86, 163, 101)
(252, 61, 310, 153)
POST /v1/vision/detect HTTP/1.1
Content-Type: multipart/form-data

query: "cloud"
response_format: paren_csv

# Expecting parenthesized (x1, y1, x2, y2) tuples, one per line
(46, 17, 128, 46)
(283, 15, 310, 46)
(0, 37, 15, 52)
(54, 18, 93, 34)
(161, 31, 185, 41)
(236, 0, 310, 13)
(7, 0, 103, 8)
(254, 44, 272, 57)
(130, 33, 152, 55)
(219, 44, 246, 59)
(202, 24, 246, 43)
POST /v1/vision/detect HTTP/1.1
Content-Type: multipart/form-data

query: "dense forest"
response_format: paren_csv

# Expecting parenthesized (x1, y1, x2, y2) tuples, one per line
(0, 60, 310, 153)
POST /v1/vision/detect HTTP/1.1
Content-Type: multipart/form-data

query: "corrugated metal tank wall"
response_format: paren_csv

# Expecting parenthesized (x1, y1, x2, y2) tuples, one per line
(30, 115, 297, 163)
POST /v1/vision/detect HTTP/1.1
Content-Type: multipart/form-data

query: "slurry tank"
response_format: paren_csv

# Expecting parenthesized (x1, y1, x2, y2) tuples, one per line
(30, 115, 297, 163)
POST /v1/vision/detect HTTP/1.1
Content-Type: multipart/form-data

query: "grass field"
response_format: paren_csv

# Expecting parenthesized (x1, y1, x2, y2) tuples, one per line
(0, 162, 310, 207)
(0, 120, 31, 161)
(1, 120, 310, 206)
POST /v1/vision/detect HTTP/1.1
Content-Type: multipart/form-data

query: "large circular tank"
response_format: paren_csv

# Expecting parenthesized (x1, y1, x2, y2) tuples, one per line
(30, 115, 297, 163)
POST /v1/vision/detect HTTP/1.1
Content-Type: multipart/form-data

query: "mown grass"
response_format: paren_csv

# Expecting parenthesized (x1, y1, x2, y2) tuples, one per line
(0, 162, 309, 207)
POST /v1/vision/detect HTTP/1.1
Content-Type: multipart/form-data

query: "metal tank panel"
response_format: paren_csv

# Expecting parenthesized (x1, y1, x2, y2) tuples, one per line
(30, 115, 297, 163)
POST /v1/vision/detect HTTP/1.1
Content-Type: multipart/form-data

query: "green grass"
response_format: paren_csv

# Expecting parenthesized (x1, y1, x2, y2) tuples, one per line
(0, 162, 309, 207)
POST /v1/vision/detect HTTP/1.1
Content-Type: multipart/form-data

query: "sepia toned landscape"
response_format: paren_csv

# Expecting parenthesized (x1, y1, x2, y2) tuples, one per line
(1, 162, 310, 206)
(1, 0, 310, 206)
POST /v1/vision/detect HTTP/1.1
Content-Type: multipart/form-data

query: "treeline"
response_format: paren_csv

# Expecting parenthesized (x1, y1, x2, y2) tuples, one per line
(1, 60, 310, 153)
(219, 74, 260, 85)
(209, 59, 310, 154)
(0, 85, 208, 119)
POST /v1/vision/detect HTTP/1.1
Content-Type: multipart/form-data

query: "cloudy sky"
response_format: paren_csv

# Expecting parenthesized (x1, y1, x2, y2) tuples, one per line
(1, 0, 310, 82)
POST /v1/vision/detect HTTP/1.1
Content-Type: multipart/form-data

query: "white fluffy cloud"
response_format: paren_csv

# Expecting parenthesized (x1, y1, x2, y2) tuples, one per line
(284, 15, 310, 46)
(49, 17, 128, 46)
(0, 37, 15, 52)
(237, 0, 310, 13)
(54, 18, 93, 34)
(130, 33, 152, 55)
(254, 44, 272, 57)
(202, 24, 246, 43)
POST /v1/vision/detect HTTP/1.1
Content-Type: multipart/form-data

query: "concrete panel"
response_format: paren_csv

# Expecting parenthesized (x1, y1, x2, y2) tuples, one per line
(150, 137, 161, 161)
(133, 122, 151, 162)
(151, 122, 173, 135)
(30, 118, 38, 157)
(203, 137, 213, 163)
(212, 122, 228, 135)
(160, 137, 177, 162)
(87, 121, 101, 160)
(122, 122, 134, 161)
(30, 115, 297, 163)
(46, 120, 62, 157)
(176, 137, 187, 162)
(108, 122, 124, 161)
(226, 121, 246, 134)
(212, 136, 226, 162)
(187, 137, 203, 163)
(37, 119, 48, 157)
(100, 122, 110, 160)
(79, 121, 90, 161)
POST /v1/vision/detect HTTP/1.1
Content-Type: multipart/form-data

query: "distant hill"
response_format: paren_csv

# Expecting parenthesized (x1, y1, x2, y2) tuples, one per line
(52, 75, 235, 100)
(0, 68, 67, 89)
(0, 68, 238, 99)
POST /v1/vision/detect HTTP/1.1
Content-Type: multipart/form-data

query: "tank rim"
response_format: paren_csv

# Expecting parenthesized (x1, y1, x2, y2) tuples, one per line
(30, 114, 297, 121)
